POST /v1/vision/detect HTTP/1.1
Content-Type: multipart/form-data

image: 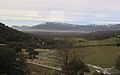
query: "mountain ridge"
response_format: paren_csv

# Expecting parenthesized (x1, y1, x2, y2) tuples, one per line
(12, 22, 120, 32)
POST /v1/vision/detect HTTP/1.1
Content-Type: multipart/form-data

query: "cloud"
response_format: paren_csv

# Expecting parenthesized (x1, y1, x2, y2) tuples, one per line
(0, 9, 74, 23)
(91, 21, 120, 25)
(0, 0, 120, 25)
(26, 11, 40, 17)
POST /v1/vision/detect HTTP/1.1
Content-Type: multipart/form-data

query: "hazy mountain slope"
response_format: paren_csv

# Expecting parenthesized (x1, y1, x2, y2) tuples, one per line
(31, 22, 76, 30)
(12, 22, 120, 32)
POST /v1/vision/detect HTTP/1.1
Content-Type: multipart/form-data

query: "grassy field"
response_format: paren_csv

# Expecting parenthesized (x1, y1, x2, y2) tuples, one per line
(28, 37, 120, 75)
(55, 37, 116, 46)
(26, 35, 120, 75)
(75, 46, 120, 68)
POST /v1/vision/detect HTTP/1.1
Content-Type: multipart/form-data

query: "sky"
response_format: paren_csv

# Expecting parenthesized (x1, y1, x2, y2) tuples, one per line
(0, 0, 120, 26)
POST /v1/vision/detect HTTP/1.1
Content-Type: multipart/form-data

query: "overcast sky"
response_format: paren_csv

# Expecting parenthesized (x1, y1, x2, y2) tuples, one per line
(0, 0, 120, 26)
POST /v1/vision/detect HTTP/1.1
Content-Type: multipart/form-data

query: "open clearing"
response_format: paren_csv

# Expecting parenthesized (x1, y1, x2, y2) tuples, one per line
(76, 46, 120, 68)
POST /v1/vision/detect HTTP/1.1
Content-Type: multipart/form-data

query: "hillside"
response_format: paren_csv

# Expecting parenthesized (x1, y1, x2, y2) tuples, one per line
(80, 30, 120, 40)
(0, 22, 32, 43)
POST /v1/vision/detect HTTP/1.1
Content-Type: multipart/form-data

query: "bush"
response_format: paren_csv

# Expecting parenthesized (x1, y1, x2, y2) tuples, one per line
(84, 65, 90, 72)
(115, 55, 120, 70)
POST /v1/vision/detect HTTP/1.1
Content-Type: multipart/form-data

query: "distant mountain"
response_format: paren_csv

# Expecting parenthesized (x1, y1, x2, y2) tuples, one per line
(31, 22, 75, 30)
(0, 22, 32, 43)
(12, 22, 120, 32)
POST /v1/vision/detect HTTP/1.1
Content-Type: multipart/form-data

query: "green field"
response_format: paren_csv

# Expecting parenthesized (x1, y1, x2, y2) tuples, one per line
(75, 46, 120, 68)
(66, 38, 120, 67)
(76, 39, 116, 46)
(55, 37, 116, 46)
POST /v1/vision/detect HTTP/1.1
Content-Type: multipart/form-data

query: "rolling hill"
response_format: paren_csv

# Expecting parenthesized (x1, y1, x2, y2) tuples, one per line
(0, 22, 32, 43)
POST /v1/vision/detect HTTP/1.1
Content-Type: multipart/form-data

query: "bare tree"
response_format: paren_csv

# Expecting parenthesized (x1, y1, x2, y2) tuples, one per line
(56, 38, 85, 75)
(116, 35, 120, 46)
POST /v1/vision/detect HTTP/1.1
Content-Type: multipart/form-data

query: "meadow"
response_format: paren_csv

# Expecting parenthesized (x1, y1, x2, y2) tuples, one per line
(28, 37, 120, 75)
(75, 46, 120, 68)
(31, 38, 120, 68)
